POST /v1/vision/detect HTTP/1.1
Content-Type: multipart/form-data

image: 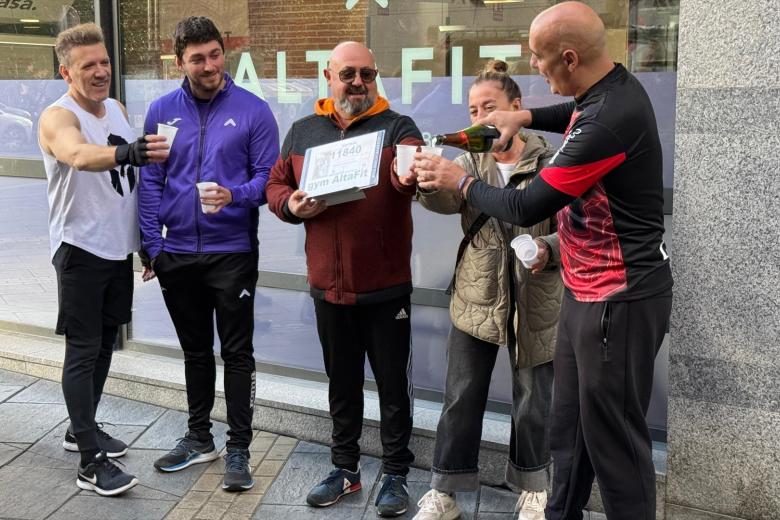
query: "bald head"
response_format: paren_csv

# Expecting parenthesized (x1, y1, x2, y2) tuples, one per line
(329, 41, 375, 71)
(531, 1, 607, 64)
(326, 41, 378, 119)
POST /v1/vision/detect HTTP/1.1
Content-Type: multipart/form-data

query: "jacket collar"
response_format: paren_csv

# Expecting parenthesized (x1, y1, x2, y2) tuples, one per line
(314, 96, 390, 129)
(474, 131, 551, 184)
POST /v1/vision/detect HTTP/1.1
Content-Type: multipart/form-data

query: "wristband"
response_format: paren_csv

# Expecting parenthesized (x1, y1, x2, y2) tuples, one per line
(457, 174, 473, 199)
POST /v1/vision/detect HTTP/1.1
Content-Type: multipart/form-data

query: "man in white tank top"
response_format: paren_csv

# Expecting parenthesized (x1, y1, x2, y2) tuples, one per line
(37, 23, 168, 497)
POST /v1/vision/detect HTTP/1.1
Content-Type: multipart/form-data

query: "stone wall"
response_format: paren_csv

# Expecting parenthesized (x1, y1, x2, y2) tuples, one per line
(666, 1, 780, 519)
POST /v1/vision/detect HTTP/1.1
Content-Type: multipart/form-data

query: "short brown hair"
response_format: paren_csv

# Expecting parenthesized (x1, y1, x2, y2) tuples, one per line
(55, 23, 104, 67)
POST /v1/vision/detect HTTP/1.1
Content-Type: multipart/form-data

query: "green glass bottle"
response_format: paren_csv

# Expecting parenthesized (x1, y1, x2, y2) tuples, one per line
(432, 124, 511, 153)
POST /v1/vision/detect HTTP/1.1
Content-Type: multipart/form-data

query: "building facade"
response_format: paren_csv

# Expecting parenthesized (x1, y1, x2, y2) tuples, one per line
(0, 0, 679, 436)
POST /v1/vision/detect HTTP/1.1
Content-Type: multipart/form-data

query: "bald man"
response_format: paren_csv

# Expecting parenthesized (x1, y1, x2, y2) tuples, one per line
(413, 3, 672, 519)
(266, 42, 424, 517)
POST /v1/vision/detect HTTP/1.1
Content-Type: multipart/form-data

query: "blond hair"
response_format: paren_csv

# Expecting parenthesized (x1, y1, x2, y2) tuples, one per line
(55, 23, 104, 67)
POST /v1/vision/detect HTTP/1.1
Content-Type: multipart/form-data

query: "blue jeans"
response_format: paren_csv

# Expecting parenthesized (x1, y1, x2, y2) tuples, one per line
(431, 326, 553, 493)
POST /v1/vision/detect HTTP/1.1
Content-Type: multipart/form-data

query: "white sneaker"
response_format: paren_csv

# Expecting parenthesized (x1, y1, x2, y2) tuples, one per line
(413, 489, 462, 520)
(515, 490, 547, 520)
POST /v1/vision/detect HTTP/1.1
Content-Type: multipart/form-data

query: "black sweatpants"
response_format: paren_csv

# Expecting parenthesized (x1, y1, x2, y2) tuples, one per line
(154, 252, 258, 450)
(53, 243, 133, 453)
(546, 294, 672, 520)
(313, 295, 414, 476)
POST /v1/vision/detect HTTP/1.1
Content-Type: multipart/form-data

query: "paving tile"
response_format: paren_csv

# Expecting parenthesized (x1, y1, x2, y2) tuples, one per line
(0, 384, 23, 402)
(205, 458, 226, 474)
(0, 402, 68, 443)
(7, 378, 63, 403)
(0, 466, 77, 519)
(48, 495, 176, 520)
(164, 506, 199, 520)
(194, 500, 230, 519)
(252, 505, 367, 519)
(105, 484, 181, 501)
(178, 490, 211, 509)
(222, 513, 253, 520)
(265, 441, 297, 460)
(10, 450, 77, 470)
(292, 440, 330, 454)
(478, 485, 518, 513)
(191, 472, 224, 492)
(24, 419, 145, 466)
(249, 435, 276, 454)
(132, 409, 230, 450)
(263, 451, 381, 509)
(210, 486, 238, 503)
(226, 493, 263, 515)
(0, 442, 23, 467)
(250, 475, 274, 494)
(119, 449, 209, 498)
(254, 458, 285, 477)
(96, 394, 166, 426)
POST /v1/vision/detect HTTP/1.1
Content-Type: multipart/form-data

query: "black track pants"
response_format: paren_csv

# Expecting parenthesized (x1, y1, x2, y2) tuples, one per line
(313, 295, 414, 476)
(154, 252, 258, 450)
(546, 295, 671, 520)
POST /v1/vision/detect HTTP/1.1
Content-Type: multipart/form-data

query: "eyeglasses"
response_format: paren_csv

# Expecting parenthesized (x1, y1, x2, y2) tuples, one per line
(334, 67, 378, 84)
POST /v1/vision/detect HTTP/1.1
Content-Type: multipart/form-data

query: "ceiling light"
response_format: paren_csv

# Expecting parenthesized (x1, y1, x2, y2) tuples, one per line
(438, 25, 468, 32)
(19, 19, 39, 23)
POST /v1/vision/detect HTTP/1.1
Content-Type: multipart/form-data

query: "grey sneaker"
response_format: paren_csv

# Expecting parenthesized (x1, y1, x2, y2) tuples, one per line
(222, 448, 254, 491)
(153, 432, 219, 472)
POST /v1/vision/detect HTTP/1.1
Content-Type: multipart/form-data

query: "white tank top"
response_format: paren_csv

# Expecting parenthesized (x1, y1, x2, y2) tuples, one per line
(41, 94, 140, 260)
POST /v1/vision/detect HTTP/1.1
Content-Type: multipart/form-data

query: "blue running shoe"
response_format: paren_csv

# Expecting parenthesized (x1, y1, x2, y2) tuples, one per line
(306, 466, 362, 507)
(153, 432, 219, 472)
(375, 473, 409, 517)
(222, 448, 254, 492)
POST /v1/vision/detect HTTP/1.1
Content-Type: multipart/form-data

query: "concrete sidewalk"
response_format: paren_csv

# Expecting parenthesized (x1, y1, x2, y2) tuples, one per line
(0, 368, 608, 519)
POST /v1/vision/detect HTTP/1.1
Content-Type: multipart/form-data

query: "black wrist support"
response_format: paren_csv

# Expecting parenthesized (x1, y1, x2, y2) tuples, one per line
(115, 136, 150, 167)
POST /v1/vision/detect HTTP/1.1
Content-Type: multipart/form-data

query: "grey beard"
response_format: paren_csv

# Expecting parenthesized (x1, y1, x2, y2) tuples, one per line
(336, 94, 374, 116)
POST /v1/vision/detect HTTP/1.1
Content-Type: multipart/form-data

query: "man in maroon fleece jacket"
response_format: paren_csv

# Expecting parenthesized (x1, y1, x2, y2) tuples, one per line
(266, 41, 423, 517)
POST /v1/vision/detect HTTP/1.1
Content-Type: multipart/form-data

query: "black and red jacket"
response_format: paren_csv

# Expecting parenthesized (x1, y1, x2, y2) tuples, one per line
(467, 64, 673, 302)
(266, 97, 424, 305)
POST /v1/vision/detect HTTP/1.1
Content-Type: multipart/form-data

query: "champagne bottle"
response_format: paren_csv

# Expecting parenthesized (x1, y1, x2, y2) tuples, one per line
(432, 124, 511, 153)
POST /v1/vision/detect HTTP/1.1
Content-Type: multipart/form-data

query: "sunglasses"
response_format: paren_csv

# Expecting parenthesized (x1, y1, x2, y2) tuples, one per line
(334, 67, 378, 84)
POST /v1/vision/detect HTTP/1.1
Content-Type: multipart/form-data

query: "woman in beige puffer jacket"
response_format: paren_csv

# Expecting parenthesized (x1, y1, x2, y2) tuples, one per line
(413, 61, 563, 520)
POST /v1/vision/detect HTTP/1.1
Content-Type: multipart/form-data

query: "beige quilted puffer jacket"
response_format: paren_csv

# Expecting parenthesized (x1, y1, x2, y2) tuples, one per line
(418, 132, 563, 368)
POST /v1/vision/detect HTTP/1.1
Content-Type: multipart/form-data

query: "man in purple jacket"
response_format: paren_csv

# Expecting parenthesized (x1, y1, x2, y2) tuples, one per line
(138, 16, 279, 492)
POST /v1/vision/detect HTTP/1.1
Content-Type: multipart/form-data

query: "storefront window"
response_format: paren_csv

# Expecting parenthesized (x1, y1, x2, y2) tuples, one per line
(0, 1, 94, 172)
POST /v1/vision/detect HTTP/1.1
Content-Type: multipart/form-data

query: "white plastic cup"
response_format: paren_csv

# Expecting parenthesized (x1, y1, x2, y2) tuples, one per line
(510, 234, 540, 269)
(395, 144, 418, 177)
(156, 123, 178, 147)
(421, 145, 444, 156)
(196, 181, 218, 213)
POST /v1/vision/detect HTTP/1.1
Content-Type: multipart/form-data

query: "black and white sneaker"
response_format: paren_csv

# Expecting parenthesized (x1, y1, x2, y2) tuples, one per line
(77, 452, 139, 496)
(63, 423, 129, 458)
(153, 432, 219, 472)
(222, 448, 254, 491)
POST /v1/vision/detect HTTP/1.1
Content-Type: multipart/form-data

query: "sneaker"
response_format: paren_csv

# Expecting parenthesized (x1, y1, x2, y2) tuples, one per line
(306, 466, 362, 507)
(77, 451, 139, 496)
(63, 423, 128, 458)
(222, 448, 254, 491)
(515, 490, 547, 520)
(375, 473, 409, 517)
(153, 432, 219, 472)
(413, 489, 461, 520)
